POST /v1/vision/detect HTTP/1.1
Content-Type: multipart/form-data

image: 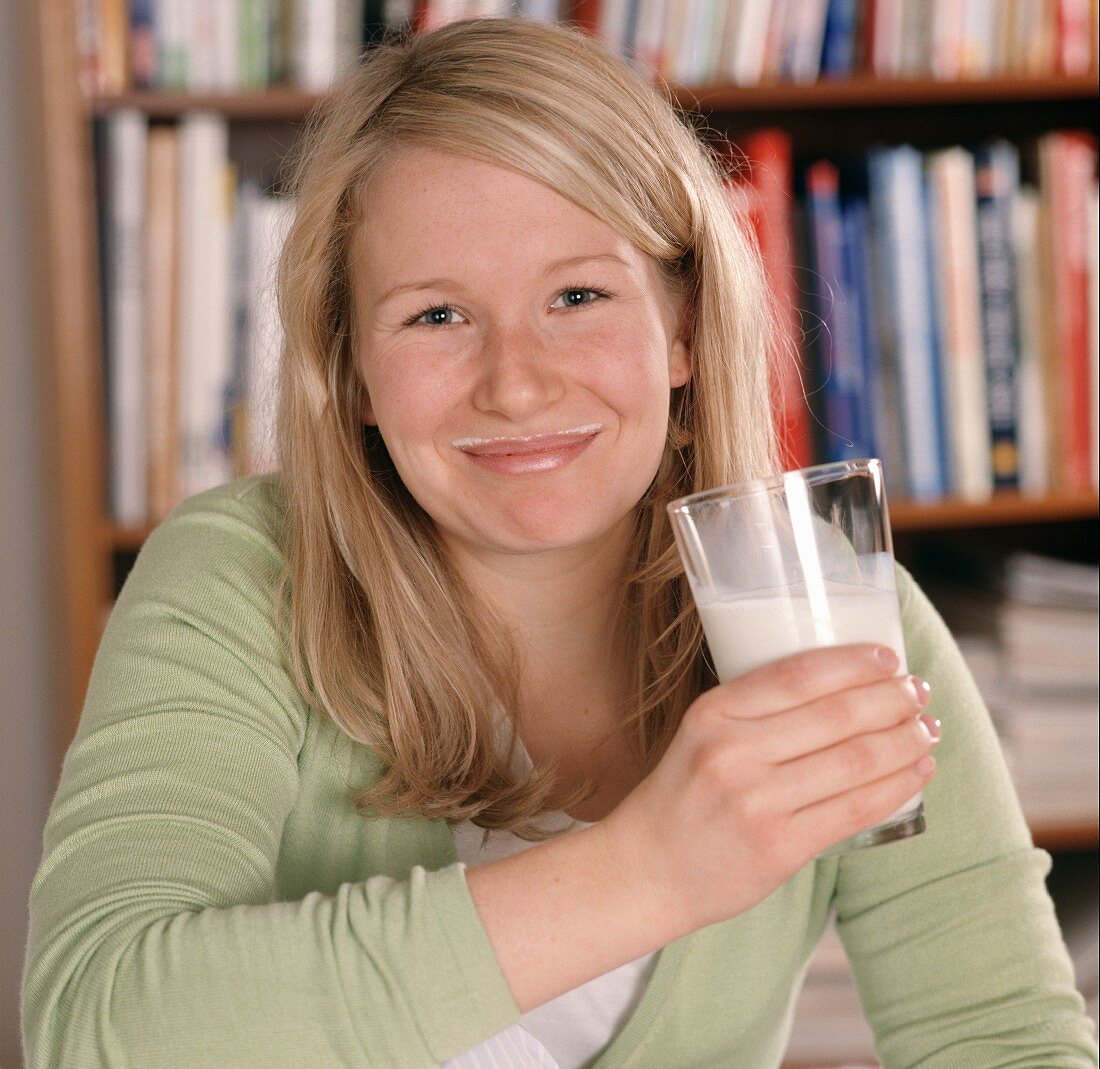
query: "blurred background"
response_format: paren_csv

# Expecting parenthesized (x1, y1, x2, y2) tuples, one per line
(0, 2, 62, 1065)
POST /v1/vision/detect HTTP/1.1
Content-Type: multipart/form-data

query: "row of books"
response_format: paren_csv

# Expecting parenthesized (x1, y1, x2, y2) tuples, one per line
(76, 0, 558, 95)
(96, 111, 294, 524)
(730, 128, 1100, 501)
(77, 0, 1100, 98)
(583, 0, 1100, 87)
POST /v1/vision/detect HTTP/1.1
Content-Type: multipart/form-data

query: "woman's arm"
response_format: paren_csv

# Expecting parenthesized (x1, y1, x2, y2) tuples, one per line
(835, 568, 1097, 1067)
(22, 482, 518, 1069)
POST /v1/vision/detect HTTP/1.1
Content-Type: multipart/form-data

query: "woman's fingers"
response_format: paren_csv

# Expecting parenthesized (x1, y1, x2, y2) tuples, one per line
(789, 756, 936, 856)
(711, 642, 901, 719)
(771, 710, 940, 814)
(757, 674, 933, 764)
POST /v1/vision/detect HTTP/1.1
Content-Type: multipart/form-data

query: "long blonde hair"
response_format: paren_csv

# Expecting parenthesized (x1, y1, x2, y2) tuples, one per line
(275, 17, 777, 831)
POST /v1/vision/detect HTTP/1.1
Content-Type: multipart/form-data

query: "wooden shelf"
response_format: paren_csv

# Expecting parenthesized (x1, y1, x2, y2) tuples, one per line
(1030, 819, 1100, 852)
(89, 72, 1098, 121)
(90, 86, 327, 120)
(675, 71, 1098, 112)
(890, 491, 1099, 531)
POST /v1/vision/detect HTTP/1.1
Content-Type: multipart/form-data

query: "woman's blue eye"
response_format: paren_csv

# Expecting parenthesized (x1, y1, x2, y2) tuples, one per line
(410, 305, 461, 326)
(553, 288, 605, 309)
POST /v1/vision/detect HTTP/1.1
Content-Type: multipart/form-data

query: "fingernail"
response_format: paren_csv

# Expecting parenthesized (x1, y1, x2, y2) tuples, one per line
(918, 713, 942, 743)
(874, 646, 899, 672)
(915, 755, 937, 778)
(906, 676, 932, 708)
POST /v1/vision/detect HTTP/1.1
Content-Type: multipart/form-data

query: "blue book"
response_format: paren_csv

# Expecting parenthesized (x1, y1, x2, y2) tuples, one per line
(820, 0, 859, 79)
(839, 198, 881, 463)
(974, 140, 1022, 489)
(867, 146, 950, 501)
(805, 160, 867, 462)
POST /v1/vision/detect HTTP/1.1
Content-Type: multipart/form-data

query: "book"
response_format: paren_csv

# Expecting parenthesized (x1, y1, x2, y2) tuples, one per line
(924, 146, 992, 501)
(144, 125, 182, 521)
(1011, 186, 1051, 496)
(974, 141, 1023, 490)
(99, 110, 149, 526)
(177, 113, 236, 501)
(803, 160, 874, 463)
(726, 130, 815, 472)
(239, 185, 297, 475)
(819, 0, 859, 78)
(867, 145, 949, 500)
(1039, 131, 1098, 491)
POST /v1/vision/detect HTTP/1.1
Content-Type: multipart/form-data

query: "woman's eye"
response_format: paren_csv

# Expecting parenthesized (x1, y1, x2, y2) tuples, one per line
(551, 288, 606, 309)
(409, 305, 465, 326)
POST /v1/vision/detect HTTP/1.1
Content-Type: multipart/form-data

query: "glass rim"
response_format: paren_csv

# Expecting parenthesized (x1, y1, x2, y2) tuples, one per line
(666, 458, 883, 516)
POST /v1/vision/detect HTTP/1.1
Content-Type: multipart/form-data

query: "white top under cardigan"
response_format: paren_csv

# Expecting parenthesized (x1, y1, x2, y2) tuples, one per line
(442, 736, 659, 1069)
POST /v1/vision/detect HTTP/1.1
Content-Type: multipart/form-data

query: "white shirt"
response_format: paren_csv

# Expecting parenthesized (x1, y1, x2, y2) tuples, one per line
(447, 816, 659, 1069)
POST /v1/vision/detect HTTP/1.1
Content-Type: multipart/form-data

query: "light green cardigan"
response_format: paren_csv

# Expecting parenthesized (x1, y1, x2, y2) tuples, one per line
(22, 477, 1098, 1068)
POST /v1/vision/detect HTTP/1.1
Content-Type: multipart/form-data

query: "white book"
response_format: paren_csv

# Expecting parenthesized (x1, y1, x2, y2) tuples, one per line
(930, 0, 965, 78)
(633, 0, 672, 75)
(241, 186, 296, 475)
(177, 113, 235, 500)
(212, 0, 241, 91)
(187, 0, 219, 91)
(725, 0, 772, 85)
(1012, 188, 1050, 495)
(103, 110, 150, 525)
(926, 147, 993, 501)
(295, 0, 364, 90)
(783, 0, 828, 82)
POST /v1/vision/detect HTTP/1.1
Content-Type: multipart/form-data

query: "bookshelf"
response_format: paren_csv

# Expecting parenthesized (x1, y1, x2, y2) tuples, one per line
(28, 2, 1100, 1065)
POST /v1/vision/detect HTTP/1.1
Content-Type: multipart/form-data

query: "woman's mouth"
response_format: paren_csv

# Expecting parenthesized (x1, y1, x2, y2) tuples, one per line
(452, 423, 602, 474)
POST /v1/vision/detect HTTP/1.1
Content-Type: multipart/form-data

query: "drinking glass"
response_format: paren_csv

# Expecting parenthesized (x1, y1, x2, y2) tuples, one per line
(667, 458, 924, 854)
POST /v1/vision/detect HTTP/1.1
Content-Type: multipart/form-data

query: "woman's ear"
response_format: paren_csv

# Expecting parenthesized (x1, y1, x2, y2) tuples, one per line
(669, 336, 691, 389)
(362, 395, 377, 426)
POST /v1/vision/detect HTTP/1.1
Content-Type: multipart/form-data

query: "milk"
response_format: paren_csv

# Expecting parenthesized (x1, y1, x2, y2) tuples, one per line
(697, 582, 921, 832)
(697, 583, 908, 683)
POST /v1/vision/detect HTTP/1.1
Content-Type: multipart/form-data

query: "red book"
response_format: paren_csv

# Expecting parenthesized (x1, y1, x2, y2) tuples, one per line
(722, 129, 815, 472)
(1040, 130, 1098, 491)
(569, 0, 603, 34)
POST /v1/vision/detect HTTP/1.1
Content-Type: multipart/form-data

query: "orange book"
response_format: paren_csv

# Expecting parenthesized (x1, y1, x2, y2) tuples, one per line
(722, 129, 814, 471)
(1040, 130, 1098, 491)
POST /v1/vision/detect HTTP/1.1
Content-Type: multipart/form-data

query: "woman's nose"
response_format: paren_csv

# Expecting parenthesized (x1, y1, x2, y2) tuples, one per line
(470, 322, 565, 420)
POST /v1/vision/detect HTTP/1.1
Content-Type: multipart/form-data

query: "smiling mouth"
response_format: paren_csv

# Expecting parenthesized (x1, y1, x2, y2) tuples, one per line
(452, 423, 603, 456)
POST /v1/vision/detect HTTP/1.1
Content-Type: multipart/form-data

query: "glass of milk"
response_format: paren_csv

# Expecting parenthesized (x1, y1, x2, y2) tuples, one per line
(667, 458, 924, 854)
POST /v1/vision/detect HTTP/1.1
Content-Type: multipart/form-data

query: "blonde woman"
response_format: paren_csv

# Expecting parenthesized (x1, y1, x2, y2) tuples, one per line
(23, 18, 1096, 1069)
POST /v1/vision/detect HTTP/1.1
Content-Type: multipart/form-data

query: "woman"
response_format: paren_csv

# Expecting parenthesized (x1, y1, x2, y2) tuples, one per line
(23, 17, 1096, 1068)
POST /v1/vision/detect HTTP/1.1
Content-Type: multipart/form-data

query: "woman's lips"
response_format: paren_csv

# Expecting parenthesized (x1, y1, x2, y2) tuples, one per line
(453, 424, 602, 474)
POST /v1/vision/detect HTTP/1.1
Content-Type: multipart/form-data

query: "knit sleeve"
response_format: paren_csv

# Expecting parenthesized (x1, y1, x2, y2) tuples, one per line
(21, 481, 518, 1069)
(834, 566, 1098, 1067)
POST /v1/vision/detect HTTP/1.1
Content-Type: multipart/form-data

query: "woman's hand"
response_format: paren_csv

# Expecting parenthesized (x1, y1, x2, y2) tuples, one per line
(597, 643, 939, 939)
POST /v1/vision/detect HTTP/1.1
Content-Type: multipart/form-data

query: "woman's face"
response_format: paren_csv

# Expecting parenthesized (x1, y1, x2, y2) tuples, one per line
(351, 147, 690, 562)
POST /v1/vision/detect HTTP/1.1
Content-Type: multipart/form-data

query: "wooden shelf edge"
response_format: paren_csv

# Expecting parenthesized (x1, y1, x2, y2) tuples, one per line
(676, 71, 1098, 111)
(89, 72, 1098, 120)
(890, 491, 1099, 531)
(1030, 819, 1100, 852)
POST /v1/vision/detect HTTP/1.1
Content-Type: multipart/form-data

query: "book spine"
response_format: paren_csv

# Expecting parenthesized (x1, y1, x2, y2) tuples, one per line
(819, 0, 859, 78)
(735, 130, 815, 471)
(974, 140, 1023, 490)
(145, 125, 182, 521)
(868, 146, 949, 500)
(926, 147, 992, 501)
(129, 0, 159, 90)
(805, 160, 862, 462)
(1011, 187, 1051, 496)
(839, 197, 881, 461)
(102, 110, 149, 525)
(177, 114, 236, 500)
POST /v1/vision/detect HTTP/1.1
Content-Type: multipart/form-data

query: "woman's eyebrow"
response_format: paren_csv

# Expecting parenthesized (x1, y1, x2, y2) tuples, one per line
(373, 253, 634, 307)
